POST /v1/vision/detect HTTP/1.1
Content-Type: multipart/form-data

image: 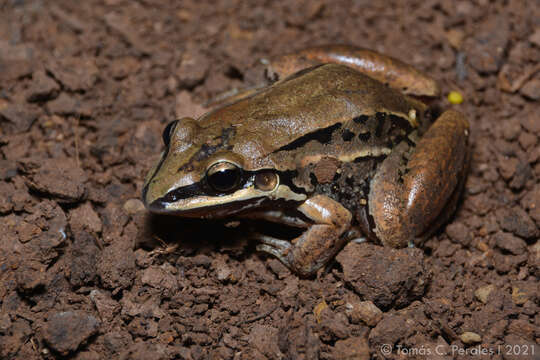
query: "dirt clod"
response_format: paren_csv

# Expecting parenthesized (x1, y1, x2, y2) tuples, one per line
(43, 311, 100, 356)
(337, 243, 428, 309)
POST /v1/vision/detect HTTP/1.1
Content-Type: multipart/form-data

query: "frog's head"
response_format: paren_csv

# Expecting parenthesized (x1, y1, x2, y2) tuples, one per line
(142, 117, 302, 218)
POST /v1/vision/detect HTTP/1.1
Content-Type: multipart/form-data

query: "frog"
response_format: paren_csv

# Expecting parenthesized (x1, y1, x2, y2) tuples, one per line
(142, 45, 470, 277)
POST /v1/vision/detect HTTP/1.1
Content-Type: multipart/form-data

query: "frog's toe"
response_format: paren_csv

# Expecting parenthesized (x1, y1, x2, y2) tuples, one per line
(257, 243, 293, 268)
(253, 233, 292, 262)
(252, 233, 292, 250)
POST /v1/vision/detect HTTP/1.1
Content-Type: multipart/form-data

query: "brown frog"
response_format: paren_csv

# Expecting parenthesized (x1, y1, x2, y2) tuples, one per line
(142, 45, 470, 276)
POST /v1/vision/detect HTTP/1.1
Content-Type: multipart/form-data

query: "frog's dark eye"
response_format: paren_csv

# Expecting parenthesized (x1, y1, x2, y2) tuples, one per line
(162, 120, 179, 147)
(206, 161, 243, 193)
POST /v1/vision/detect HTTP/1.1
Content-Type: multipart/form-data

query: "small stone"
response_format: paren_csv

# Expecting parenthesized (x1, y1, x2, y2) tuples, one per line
(175, 49, 209, 88)
(446, 29, 465, 49)
(69, 202, 102, 234)
(0, 40, 33, 81)
(518, 132, 537, 150)
(69, 231, 100, 286)
(496, 207, 539, 239)
(464, 16, 509, 73)
(445, 222, 472, 246)
(123, 198, 145, 215)
(103, 331, 133, 355)
(494, 232, 527, 255)
(98, 236, 136, 291)
(520, 78, 540, 100)
(0, 103, 39, 134)
(509, 161, 533, 190)
(474, 284, 495, 304)
(46, 57, 99, 91)
(498, 156, 519, 181)
(0, 159, 17, 181)
(20, 157, 87, 203)
(331, 335, 370, 360)
(512, 287, 529, 305)
(336, 243, 428, 309)
(520, 110, 540, 134)
(248, 324, 283, 359)
(530, 28, 540, 47)
(318, 307, 350, 340)
(43, 311, 100, 355)
(346, 300, 383, 326)
(141, 265, 178, 298)
(26, 70, 60, 102)
(507, 319, 536, 341)
(500, 118, 521, 141)
(15, 260, 47, 293)
(16, 220, 42, 243)
(89, 290, 121, 323)
(47, 93, 90, 117)
(460, 331, 481, 344)
(109, 56, 140, 80)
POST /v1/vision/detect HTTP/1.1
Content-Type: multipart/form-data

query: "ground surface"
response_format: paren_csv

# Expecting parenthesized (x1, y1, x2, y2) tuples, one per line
(0, 1, 539, 359)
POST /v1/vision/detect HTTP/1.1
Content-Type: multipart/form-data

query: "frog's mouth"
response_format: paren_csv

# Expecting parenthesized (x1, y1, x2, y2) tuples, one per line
(147, 184, 269, 218)
(145, 179, 307, 219)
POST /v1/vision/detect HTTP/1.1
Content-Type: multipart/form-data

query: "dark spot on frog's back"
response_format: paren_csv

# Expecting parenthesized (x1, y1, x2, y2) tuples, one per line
(375, 112, 386, 137)
(358, 132, 371, 141)
(353, 115, 369, 124)
(274, 122, 342, 152)
(389, 114, 413, 132)
(341, 129, 355, 141)
(220, 127, 236, 146)
(177, 127, 236, 173)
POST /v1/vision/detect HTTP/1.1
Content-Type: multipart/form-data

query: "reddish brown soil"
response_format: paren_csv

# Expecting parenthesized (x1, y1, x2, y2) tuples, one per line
(1, 1, 539, 359)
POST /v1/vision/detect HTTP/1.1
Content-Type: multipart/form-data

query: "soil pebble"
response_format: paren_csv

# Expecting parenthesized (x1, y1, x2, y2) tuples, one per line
(496, 207, 539, 239)
(19, 157, 87, 203)
(345, 300, 383, 327)
(336, 243, 428, 309)
(460, 331, 481, 344)
(43, 311, 100, 355)
(26, 70, 60, 102)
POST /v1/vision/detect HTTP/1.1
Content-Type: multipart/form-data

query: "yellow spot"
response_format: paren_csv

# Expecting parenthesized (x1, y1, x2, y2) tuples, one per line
(314, 300, 328, 323)
(448, 91, 464, 104)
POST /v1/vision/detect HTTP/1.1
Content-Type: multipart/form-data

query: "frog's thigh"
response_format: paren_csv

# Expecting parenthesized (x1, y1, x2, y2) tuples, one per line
(369, 109, 470, 248)
(257, 195, 352, 276)
(267, 45, 440, 96)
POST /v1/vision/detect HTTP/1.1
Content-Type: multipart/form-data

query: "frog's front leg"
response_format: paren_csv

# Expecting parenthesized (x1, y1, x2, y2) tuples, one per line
(255, 195, 352, 277)
(367, 109, 470, 248)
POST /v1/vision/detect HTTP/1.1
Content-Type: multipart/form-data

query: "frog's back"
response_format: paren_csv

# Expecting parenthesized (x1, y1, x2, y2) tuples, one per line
(198, 64, 418, 169)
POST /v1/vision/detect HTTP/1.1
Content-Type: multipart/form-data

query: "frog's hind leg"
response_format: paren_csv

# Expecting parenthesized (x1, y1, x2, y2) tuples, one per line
(265, 45, 440, 97)
(254, 195, 352, 277)
(368, 109, 470, 248)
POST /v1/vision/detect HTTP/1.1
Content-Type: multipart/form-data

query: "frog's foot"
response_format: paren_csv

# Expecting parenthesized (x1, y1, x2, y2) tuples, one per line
(368, 109, 470, 248)
(255, 195, 352, 277)
(255, 235, 292, 265)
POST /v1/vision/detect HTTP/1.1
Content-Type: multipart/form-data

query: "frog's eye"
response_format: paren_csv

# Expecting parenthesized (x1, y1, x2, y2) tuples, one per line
(206, 161, 243, 193)
(162, 120, 179, 147)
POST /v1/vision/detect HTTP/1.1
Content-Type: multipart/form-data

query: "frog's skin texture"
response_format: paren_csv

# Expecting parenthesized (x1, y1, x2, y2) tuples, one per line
(142, 45, 470, 277)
